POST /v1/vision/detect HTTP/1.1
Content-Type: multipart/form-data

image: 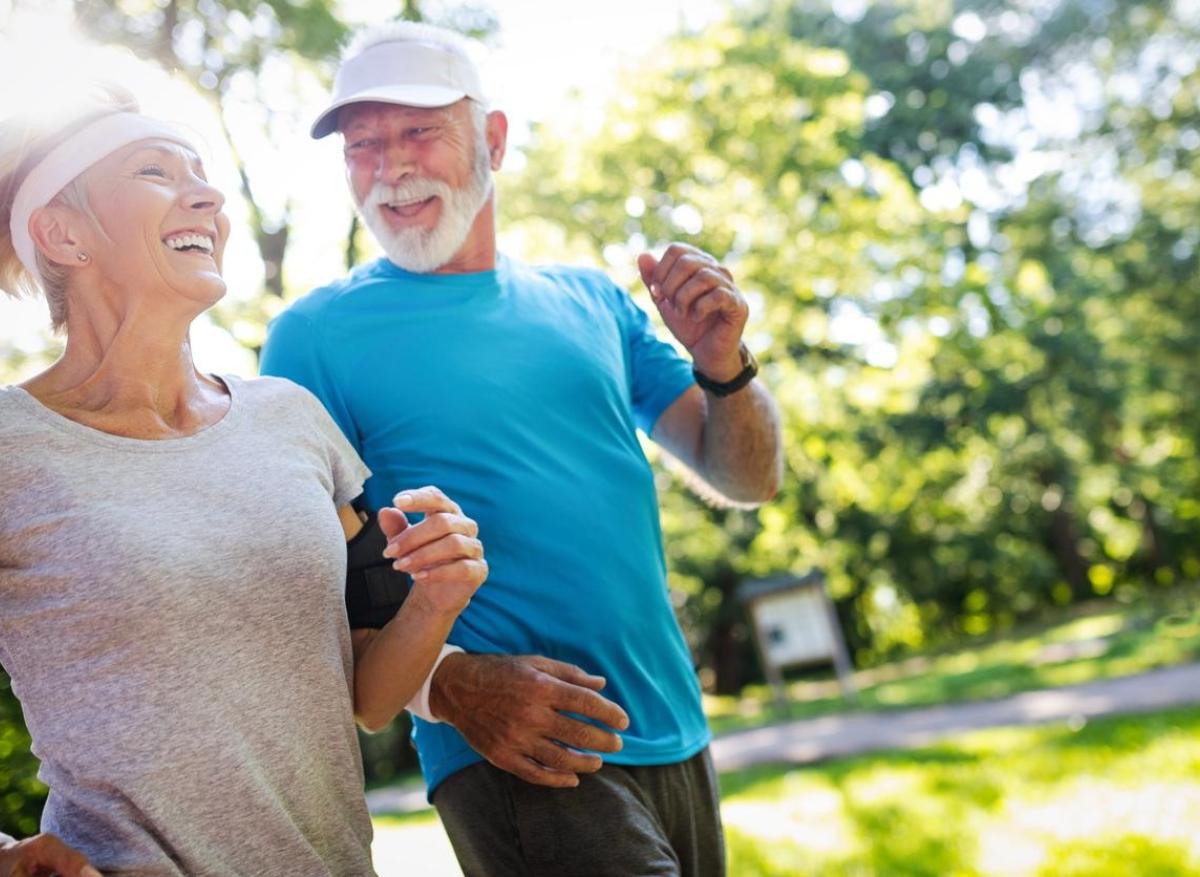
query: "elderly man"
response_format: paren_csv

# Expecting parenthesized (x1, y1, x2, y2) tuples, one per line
(261, 21, 782, 877)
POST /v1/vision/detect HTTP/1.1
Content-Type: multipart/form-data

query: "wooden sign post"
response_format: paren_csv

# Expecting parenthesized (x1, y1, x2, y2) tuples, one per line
(737, 570, 858, 709)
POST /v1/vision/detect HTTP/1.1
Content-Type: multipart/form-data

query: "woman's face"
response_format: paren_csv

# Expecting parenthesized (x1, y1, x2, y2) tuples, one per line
(79, 138, 231, 310)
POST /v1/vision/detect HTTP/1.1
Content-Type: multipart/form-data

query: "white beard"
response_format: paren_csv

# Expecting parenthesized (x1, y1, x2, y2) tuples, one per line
(356, 133, 493, 274)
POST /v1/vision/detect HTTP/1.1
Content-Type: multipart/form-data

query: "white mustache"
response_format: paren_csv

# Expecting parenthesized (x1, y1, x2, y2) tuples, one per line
(367, 177, 452, 208)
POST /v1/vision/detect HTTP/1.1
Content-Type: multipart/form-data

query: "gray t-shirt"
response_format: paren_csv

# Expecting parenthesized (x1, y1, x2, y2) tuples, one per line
(0, 375, 376, 876)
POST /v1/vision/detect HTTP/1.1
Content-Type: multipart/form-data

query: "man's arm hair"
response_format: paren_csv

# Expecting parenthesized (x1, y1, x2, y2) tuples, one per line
(651, 382, 783, 506)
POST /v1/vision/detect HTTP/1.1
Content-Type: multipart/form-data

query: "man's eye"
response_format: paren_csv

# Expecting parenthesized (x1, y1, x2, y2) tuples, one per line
(410, 127, 434, 137)
(349, 139, 376, 150)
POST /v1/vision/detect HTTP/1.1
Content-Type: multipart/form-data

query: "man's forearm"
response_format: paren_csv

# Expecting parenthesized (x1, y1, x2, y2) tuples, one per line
(699, 380, 783, 503)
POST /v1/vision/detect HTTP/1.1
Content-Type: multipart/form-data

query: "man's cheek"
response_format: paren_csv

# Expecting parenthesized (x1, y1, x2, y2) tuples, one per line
(349, 175, 373, 206)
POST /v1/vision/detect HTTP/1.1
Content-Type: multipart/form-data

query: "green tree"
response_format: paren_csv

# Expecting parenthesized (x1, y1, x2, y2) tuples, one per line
(504, 0, 1200, 687)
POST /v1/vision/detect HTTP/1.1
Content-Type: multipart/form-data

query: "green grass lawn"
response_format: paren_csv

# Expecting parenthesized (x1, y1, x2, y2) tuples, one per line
(720, 706, 1200, 876)
(706, 585, 1200, 735)
(372, 707, 1200, 875)
(367, 590, 1200, 873)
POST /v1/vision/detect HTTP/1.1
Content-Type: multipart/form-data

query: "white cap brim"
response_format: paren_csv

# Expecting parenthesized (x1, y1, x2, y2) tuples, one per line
(310, 85, 468, 139)
(311, 39, 486, 139)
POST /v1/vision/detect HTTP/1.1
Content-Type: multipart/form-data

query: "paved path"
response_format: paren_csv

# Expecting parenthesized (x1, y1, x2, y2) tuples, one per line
(367, 662, 1200, 814)
(712, 661, 1200, 771)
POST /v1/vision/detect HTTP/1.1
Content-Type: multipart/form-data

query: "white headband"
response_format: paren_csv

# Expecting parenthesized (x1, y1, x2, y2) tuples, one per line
(9, 112, 196, 283)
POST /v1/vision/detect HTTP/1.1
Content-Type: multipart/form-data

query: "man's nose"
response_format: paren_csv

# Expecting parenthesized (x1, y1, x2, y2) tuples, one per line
(378, 139, 417, 183)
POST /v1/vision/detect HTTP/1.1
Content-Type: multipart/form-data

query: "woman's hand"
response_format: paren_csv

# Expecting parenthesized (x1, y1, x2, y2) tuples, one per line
(349, 485, 487, 731)
(0, 834, 102, 877)
(379, 485, 488, 616)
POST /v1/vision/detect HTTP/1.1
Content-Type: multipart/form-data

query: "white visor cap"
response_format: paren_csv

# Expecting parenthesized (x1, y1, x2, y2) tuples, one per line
(311, 39, 486, 139)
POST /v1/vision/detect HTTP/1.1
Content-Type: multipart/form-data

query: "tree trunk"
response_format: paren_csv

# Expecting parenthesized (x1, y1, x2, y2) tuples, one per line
(346, 214, 361, 271)
(706, 567, 747, 695)
(1038, 464, 1091, 599)
(1050, 501, 1090, 598)
(1133, 494, 1171, 576)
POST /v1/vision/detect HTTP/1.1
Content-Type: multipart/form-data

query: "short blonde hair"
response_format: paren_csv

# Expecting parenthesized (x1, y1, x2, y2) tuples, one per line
(0, 83, 137, 331)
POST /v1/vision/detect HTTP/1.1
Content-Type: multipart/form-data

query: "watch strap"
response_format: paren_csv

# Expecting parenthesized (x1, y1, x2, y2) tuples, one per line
(693, 344, 758, 397)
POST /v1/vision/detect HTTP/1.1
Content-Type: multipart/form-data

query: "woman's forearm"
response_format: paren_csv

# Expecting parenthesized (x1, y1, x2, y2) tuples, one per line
(351, 595, 461, 732)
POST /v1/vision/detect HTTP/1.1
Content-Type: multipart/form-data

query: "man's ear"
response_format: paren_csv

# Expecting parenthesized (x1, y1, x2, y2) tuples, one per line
(28, 205, 88, 268)
(485, 110, 508, 171)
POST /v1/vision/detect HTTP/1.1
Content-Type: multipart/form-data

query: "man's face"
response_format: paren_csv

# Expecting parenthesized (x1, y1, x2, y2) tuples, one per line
(340, 100, 493, 273)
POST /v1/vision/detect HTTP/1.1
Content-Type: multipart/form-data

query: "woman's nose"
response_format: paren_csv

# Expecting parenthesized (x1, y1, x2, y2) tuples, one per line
(186, 178, 226, 213)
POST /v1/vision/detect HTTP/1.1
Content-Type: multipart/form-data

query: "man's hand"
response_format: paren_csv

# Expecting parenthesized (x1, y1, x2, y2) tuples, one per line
(638, 243, 749, 381)
(0, 834, 102, 877)
(429, 653, 631, 788)
(380, 485, 488, 617)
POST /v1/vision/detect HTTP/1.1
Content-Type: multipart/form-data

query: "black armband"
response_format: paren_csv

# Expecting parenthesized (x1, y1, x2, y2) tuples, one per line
(346, 510, 412, 629)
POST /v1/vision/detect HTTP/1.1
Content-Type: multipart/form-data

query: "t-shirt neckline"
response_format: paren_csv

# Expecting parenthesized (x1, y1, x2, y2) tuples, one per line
(1, 374, 241, 451)
(373, 252, 510, 289)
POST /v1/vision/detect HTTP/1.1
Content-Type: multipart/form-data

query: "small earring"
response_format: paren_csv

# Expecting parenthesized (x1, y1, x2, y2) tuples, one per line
(76, 252, 89, 263)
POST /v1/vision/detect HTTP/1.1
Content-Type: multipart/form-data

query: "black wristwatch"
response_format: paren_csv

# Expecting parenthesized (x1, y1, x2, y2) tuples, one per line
(693, 344, 758, 397)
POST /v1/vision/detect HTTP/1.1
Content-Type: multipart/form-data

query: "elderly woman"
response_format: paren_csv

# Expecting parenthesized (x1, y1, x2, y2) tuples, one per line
(0, 85, 487, 876)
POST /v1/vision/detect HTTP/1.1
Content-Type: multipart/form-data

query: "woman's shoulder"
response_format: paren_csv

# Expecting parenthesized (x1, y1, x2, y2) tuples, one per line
(224, 373, 312, 402)
(0, 384, 50, 439)
(0, 387, 67, 492)
(225, 374, 363, 479)
(224, 374, 332, 427)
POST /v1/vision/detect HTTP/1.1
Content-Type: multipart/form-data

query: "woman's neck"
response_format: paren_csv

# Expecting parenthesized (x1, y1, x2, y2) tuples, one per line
(22, 299, 230, 439)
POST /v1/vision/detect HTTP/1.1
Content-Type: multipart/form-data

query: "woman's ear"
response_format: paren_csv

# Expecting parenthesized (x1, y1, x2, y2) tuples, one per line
(28, 205, 90, 268)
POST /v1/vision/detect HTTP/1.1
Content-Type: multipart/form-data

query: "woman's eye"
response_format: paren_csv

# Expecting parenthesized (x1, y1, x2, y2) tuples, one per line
(138, 164, 167, 178)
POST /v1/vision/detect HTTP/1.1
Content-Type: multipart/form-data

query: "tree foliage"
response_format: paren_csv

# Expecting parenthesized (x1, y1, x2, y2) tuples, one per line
(502, 0, 1200, 689)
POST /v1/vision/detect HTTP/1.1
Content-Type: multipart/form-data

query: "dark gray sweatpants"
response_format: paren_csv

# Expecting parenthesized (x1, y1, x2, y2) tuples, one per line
(432, 748, 726, 876)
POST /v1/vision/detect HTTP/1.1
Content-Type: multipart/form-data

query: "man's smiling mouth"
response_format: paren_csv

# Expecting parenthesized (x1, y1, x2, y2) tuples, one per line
(383, 196, 437, 219)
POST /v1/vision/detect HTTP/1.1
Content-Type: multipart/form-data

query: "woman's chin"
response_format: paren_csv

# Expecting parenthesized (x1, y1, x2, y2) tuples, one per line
(202, 281, 228, 308)
(176, 274, 228, 310)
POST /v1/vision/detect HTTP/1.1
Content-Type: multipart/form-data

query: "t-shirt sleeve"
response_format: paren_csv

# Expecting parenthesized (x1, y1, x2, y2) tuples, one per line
(325, 420, 371, 508)
(609, 281, 696, 434)
(298, 386, 372, 508)
(260, 306, 362, 452)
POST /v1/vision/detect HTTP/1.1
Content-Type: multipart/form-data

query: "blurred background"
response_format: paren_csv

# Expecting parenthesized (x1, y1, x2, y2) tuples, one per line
(2, 0, 1198, 874)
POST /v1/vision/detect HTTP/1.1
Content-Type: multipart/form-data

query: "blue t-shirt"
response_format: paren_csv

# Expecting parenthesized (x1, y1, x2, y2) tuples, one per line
(260, 254, 710, 793)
